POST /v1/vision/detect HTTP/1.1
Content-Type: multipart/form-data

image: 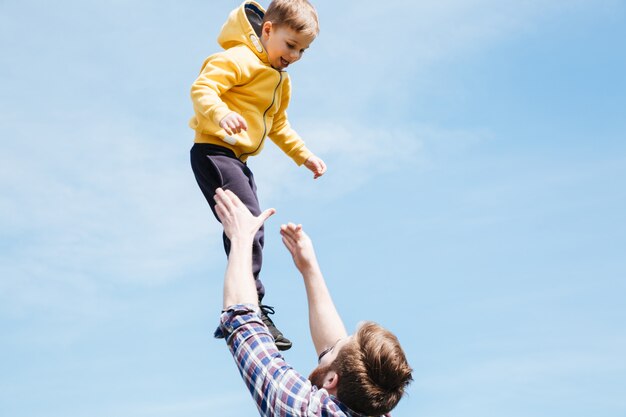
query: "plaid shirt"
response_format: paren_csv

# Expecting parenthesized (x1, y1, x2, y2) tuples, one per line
(216, 304, 374, 417)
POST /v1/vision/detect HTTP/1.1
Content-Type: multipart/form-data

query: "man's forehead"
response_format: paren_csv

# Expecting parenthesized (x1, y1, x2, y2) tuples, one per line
(318, 335, 353, 364)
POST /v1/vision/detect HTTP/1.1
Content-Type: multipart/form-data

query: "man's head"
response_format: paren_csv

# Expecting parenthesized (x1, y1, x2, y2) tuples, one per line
(308, 322, 413, 416)
(259, 0, 319, 70)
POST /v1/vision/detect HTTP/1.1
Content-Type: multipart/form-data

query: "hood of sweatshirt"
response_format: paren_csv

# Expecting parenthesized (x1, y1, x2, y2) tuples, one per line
(217, 1, 270, 65)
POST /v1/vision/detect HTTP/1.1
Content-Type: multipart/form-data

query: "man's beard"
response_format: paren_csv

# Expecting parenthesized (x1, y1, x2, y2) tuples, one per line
(308, 364, 332, 388)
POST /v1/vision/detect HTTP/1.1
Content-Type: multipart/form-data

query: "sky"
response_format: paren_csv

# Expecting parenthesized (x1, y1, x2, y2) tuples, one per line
(1, 0, 625, 416)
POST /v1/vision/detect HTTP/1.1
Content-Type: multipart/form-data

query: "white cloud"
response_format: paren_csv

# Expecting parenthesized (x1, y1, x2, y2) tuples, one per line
(3, 0, 585, 317)
(414, 346, 626, 415)
(0, 112, 222, 317)
(421, 350, 625, 388)
(342, 0, 613, 65)
(112, 392, 258, 417)
(298, 0, 620, 110)
(252, 121, 422, 201)
(253, 120, 491, 203)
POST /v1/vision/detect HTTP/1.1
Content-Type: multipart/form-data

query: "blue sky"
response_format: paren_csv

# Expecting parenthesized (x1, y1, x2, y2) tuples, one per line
(1, 0, 625, 416)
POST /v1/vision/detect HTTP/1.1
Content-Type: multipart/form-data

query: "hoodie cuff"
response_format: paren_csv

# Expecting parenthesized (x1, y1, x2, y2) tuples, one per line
(291, 145, 314, 166)
(211, 105, 233, 126)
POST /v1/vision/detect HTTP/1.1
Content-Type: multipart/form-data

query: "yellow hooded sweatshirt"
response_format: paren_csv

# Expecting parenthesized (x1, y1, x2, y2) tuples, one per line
(189, 1, 313, 165)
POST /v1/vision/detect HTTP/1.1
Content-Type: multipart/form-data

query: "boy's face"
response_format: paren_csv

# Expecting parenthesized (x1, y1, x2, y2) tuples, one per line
(261, 22, 315, 70)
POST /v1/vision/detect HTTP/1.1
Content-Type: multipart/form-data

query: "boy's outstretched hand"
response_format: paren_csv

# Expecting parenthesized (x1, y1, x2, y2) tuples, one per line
(219, 112, 248, 136)
(214, 188, 275, 241)
(304, 155, 327, 179)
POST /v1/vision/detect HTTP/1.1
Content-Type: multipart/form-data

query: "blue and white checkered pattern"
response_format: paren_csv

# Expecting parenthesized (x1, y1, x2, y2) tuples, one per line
(218, 304, 376, 417)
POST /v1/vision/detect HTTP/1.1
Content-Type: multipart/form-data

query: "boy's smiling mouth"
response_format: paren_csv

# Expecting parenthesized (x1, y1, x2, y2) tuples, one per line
(280, 57, 290, 68)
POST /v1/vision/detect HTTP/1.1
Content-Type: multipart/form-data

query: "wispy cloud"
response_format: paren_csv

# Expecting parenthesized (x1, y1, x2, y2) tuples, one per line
(0, 111, 220, 316)
(254, 120, 491, 203)
(414, 346, 626, 415)
(106, 392, 257, 417)
(301, 0, 620, 112)
(420, 350, 626, 388)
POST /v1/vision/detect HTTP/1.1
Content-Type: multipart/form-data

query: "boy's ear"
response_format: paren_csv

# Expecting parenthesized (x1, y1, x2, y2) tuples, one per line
(261, 21, 273, 38)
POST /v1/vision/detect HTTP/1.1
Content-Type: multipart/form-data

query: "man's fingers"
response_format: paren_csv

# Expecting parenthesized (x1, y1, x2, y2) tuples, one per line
(253, 209, 274, 236)
(291, 223, 303, 233)
(215, 188, 238, 216)
(214, 188, 226, 205)
(281, 235, 295, 253)
(289, 222, 302, 233)
(223, 189, 244, 208)
(258, 208, 276, 224)
(280, 224, 294, 238)
(214, 188, 229, 204)
(214, 201, 228, 222)
(217, 188, 245, 211)
(281, 223, 303, 240)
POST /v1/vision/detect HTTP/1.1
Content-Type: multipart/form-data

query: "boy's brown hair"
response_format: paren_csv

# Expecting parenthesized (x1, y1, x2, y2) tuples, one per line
(332, 322, 413, 415)
(263, 0, 320, 37)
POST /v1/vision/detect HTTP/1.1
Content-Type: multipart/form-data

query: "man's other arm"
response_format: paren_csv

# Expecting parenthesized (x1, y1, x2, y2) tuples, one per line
(280, 223, 348, 356)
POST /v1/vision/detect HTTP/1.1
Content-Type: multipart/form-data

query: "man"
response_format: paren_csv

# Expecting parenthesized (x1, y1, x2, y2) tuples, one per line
(213, 188, 413, 416)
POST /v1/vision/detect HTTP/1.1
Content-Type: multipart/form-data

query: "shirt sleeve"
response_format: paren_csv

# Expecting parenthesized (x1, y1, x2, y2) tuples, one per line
(218, 304, 316, 416)
(190, 51, 241, 126)
(268, 75, 313, 166)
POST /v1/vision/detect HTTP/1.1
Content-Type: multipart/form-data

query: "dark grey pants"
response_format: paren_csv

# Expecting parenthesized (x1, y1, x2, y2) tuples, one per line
(190, 143, 265, 300)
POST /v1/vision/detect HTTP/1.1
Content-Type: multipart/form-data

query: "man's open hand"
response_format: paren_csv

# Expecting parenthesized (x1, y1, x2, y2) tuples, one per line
(280, 223, 319, 273)
(214, 188, 275, 241)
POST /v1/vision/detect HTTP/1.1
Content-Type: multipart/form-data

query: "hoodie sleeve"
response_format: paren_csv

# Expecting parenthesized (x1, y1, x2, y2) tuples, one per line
(190, 51, 242, 126)
(268, 75, 313, 166)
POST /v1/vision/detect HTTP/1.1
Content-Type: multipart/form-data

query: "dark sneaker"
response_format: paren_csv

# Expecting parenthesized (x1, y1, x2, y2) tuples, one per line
(259, 304, 293, 351)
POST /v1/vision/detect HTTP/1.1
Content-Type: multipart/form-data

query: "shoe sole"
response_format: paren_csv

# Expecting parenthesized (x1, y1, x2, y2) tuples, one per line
(275, 340, 293, 351)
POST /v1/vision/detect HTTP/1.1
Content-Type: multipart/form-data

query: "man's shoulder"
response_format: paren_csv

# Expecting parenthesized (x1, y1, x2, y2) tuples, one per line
(313, 390, 365, 417)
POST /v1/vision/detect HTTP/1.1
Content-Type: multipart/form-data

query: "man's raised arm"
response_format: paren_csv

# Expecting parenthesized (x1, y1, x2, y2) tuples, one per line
(280, 223, 348, 356)
(213, 188, 275, 309)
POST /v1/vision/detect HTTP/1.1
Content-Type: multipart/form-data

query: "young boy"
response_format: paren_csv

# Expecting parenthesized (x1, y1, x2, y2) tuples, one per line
(189, 0, 326, 351)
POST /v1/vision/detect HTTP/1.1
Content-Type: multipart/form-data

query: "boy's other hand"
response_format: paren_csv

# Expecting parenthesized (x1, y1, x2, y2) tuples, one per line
(220, 112, 248, 136)
(304, 155, 327, 179)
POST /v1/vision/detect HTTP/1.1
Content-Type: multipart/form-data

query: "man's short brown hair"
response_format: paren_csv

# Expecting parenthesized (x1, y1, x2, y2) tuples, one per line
(263, 0, 320, 37)
(332, 322, 413, 415)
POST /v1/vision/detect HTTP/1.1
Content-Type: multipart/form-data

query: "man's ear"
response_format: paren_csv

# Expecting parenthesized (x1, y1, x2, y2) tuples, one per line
(323, 371, 339, 391)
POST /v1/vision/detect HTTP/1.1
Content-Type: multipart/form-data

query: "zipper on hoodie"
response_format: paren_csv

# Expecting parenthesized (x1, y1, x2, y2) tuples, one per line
(239, 71, 283, 160)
